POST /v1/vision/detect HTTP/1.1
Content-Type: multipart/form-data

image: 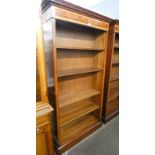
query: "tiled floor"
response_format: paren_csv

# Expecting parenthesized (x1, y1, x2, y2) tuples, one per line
(67, 116, 119, 155)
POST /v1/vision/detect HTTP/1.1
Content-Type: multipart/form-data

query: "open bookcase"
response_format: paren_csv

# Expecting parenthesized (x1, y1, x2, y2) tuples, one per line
(42, 0, 111, 153)
(102, 20, 119, 123)
(56, 20, 106, 146)
(55, 19, 107, 147)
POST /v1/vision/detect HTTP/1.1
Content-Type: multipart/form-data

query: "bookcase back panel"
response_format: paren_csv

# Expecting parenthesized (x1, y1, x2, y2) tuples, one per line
(58, 73, 94, 97)
(92, 72, 104, 91)
(56, 20, 104, 49)
(57, 50, 95, 71)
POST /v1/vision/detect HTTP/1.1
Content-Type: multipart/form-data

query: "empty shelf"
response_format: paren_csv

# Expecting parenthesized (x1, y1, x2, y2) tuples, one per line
(58, 67, 102, 77)
(108, 91, 119, 102)
(57, 47, 104, 51)
(60, 100, 100, 127)
(112, 55, 119, 64)
(110, 73, 119, 81)
(59, 89, 101, 108)
(60, 114, 98, 145)
(114, 43, 119, 48)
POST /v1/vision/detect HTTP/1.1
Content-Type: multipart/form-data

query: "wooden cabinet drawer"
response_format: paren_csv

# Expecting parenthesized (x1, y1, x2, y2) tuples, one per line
(106, 97, 119, 116)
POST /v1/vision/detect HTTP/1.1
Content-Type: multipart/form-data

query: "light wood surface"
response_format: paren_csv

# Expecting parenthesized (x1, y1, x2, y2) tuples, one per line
(102, 21, 119, 122)
(108, 80, 119, 102)
(112, 54, 119, 64)
(58, 67, 102, 77)
(57, 47, 104, 51)
(59, 89, 101, 107)
(60, 100, 100, 126)
(52, 6, 109, 31)
(36, 11, 54, 155)
(106, 97, 119, 117)
(56, 20, 104, 49)
(60, 114, 98, 144)
(42, 2, 109, 152)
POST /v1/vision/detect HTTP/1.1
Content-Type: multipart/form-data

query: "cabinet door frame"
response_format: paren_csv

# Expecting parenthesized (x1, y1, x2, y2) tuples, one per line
(36, 11, 48, 106)
(36, 122, 53, 155)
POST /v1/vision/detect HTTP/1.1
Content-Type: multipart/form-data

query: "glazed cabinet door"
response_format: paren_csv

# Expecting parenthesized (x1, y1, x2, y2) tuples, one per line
(36, 123, 53, 155)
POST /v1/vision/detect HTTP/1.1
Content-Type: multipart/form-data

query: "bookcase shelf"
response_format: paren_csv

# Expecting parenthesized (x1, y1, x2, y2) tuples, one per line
(58, 67, 102, 77)
(57, 47, 104, 51)
(60, 114, 99, 145)
(110, 73, 119, 81)
(60, 100, 100, 127)
(114, 43, 119, 48)
(59, 88, 101, 108)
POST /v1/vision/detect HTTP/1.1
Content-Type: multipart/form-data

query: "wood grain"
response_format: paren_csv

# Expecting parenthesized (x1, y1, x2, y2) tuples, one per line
(58, 67, 102, 77)
(59, 89, 101, 108)
(60, 100, 100, 127)
(52, 6, 109, 31)
(60, 114, 98, 144)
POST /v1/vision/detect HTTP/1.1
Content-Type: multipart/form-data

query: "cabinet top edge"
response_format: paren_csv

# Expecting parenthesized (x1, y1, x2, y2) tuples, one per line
(111, 19, 119, 25)
(36, 103, 53, 117)
(41, 0, 114, 23)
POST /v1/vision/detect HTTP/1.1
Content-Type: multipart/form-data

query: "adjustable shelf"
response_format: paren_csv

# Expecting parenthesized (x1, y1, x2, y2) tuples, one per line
(60, 114, 99, 145)
(58, 67, 102, 77)
(59, 89, 101, 108)
(108, 92, 119, 102)
(114, 43, 119, 48)
(106, 97, 119, 120)
(110, 73, 119, 81)
(57, 47, 104, 51)
(112, 55, 119, 64)
(60, 100, 100, 127)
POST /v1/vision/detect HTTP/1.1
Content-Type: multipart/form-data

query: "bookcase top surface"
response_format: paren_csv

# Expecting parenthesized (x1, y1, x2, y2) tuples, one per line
(41, 0, 114, 23)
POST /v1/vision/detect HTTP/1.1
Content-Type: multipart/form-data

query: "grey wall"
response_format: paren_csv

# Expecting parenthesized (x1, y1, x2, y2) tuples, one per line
(88, 0, 119, 19)
(65, 0, 119, 19)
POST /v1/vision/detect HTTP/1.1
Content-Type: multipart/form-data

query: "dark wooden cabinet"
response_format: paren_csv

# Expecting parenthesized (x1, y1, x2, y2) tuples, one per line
(102, 20, 119, 123)
(41, 0, 112, 154)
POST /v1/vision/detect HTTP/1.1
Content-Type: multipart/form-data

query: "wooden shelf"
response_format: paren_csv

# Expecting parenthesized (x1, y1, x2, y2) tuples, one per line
(110, 73, 119, 81)
(114, 43, 119, 48)
(106, 97, 119, 117)
(112, 55, 119, 64)
(58, 67, 102, 77)
(57, 47, 104, 51)
(108, 92, 119, 102)
(59, 89, 101, 108)
(60, 114, 98, 145)
(112, 60, 119, 65)
(60, 100, 100, 127)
